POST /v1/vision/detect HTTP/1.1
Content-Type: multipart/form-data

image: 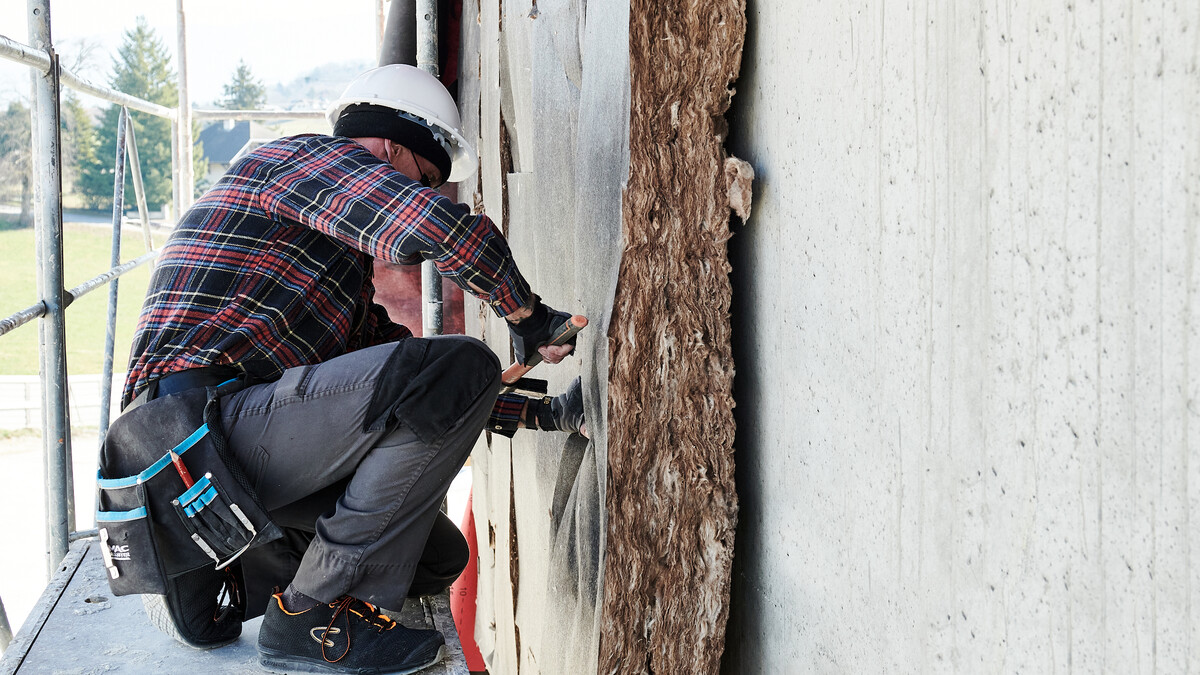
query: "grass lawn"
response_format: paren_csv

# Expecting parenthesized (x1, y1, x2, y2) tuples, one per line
(0, 215, 155, 375)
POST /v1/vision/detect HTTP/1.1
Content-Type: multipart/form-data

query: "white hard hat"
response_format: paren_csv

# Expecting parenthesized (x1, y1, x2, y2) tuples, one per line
(328, 64, 477, 183)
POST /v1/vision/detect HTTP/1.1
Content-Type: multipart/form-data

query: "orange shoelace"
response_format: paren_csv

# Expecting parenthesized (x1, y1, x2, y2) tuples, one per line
(319, 596, 398, 663)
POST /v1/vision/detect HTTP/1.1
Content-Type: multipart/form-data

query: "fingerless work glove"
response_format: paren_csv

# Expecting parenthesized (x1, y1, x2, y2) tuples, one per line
(507, 296, 574, 366)
(526, 376, 585, 435)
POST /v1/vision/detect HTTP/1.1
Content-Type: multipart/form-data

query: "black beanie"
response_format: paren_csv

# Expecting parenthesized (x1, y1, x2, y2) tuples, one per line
(333, 103, 453, 182)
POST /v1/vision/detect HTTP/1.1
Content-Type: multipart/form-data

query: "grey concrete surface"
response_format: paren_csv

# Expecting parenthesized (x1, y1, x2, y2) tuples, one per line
(1, 541, 466, 674)
(0, 429, 473, 672)
(0, 429, 98, 637)
(723, 1, 1199, 672)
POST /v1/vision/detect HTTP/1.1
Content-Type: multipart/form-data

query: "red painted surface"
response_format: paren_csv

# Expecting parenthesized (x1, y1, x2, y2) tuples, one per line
(372, 261, 466, 336)
(450, 489, 486, 672)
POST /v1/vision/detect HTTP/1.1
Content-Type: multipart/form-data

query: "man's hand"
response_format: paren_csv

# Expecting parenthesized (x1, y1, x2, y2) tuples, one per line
(538, 343, 574, 365)
(526, 376, 587, 437)
(506, 296, 576, 366)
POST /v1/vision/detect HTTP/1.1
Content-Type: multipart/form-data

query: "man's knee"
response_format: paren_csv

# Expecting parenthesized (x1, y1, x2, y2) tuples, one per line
(366, 336, 501, 442)
(430, 335, 501, 383)
(415, 336, 501, 404)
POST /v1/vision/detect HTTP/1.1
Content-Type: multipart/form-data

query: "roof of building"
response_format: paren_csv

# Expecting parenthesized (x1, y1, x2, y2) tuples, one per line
(197, 120, 279, 164)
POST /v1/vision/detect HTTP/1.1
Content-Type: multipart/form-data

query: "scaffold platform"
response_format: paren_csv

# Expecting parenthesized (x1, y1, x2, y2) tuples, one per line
(1, 540, 467, 674)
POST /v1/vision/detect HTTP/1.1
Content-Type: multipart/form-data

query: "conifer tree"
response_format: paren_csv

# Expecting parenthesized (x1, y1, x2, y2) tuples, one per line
(79, 17, 205, 211)
(219, 60, 267, 110)
(61, 92, 99, 202)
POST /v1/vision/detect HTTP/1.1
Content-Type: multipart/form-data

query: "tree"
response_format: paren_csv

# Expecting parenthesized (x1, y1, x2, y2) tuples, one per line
(0, 101, 33, 227)
(58, 39, 105, 207)
(79, 17, 205, 211)
(61, 92, 99, 202)
(0, 43, 101, 221)
(219, 60, 267, 110)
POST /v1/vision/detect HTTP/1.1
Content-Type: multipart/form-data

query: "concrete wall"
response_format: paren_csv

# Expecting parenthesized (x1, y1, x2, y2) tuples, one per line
(723, 1, 1200, 672)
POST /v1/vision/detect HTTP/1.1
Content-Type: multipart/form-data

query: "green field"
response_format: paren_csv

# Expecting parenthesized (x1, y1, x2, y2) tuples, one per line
(0, 215, 156, 375)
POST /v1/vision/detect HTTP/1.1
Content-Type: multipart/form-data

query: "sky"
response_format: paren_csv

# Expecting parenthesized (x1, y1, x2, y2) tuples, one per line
(0, 0, 383, 107)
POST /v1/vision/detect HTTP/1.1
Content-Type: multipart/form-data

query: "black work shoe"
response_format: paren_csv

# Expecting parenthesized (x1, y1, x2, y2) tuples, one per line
(257, 593, 446, 674)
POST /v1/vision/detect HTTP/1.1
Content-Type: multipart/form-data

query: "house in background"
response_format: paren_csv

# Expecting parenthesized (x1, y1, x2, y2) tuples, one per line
(197, 118, 331, 189)
(196, 120, 278, 187)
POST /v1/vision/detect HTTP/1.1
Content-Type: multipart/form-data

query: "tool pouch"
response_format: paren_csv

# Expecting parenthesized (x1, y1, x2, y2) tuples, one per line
(96, 481, 164, 595)
(171, 472, 257, 567)
(97, 378, 281, 596)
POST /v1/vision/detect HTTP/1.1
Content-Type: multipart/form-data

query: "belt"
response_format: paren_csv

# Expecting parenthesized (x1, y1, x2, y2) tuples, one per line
(149, 365, 241, 400)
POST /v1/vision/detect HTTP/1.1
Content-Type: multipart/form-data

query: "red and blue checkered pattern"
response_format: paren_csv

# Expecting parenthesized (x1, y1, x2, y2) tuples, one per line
(124, 135, 531, 432)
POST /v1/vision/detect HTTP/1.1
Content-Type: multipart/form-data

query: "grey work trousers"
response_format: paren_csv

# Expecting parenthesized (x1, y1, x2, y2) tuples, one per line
(217, 336, 500, 611)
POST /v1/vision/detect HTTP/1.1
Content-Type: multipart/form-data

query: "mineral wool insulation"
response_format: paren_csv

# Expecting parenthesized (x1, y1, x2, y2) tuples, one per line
(461, 0, 745, 672)
(601, 1, 744, 672)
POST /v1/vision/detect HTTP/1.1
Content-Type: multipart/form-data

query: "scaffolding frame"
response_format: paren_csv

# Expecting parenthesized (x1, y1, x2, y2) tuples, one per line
(0, 0, 433, 650)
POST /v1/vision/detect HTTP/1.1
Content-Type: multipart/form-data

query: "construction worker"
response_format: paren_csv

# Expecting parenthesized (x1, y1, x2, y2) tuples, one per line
(120, 64, 584, 673)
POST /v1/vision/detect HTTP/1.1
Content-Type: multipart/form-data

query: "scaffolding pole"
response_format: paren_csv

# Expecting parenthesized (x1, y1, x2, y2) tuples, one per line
(176, 0, 194, 216)
(376, 0, 388, 60)
(98, 109, 129, 449)
(0, 33, 177, 119)
(0, 594, 11, 653)
(416, 0, 442, 336)
(28, 0, 72, 573)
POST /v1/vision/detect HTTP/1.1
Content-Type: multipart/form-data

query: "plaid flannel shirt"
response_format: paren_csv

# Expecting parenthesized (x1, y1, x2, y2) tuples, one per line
(123, 134, 530, 434)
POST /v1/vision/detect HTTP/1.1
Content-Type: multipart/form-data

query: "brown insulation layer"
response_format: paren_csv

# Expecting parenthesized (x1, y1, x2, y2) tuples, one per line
(601, 0, 745, 672)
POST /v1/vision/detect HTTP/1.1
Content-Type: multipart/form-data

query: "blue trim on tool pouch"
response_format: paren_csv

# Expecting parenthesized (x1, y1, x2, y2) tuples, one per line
(184, 486, 219, 517)
(96, 506, 148, 521)
(97, 424, 210, 489)
(178, 473, 213, 505)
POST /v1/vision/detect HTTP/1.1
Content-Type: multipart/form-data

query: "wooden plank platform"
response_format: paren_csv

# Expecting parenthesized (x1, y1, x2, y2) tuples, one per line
(0, 540, 468, 674)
